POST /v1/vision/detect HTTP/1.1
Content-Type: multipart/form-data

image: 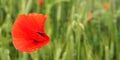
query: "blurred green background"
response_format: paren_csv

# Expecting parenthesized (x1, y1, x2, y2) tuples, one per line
(0, 0, 120, 60)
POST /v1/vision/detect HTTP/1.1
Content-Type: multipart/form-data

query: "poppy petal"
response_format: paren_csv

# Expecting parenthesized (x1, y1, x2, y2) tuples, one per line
(29, 13, 47, 31)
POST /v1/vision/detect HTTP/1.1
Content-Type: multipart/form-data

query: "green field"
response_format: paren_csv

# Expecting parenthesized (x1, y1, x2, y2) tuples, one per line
(0, 0, 120, 60)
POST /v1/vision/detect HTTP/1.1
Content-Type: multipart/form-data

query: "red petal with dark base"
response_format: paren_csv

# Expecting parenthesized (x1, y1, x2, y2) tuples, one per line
(12, 13, 50, 53)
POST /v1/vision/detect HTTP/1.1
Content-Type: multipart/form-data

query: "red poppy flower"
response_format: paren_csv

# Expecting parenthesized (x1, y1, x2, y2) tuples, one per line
(39, 0, 44, 6)
(103, 2, 110, 10)
(87, 12, 93, 24)
(12, 13, 50, 53)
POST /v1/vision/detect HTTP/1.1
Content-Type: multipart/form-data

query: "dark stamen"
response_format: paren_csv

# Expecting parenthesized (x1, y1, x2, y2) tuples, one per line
(33, 39, 44, 44)
(37, 32, 46, 37)
(33, 39, 40, 43)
